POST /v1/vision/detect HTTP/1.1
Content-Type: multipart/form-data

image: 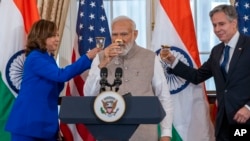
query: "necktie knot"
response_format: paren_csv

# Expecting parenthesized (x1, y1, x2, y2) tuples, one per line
(220, 45, 230, 77)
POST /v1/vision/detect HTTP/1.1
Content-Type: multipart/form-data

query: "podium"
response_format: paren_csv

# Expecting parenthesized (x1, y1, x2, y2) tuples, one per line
(59, 96, 166, 141)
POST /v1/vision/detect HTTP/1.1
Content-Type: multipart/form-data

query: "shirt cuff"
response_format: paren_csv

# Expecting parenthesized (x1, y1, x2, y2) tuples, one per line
(169, 58, 178, 68)
(245, 105, 250, 111)
(161, 128, 172, 138)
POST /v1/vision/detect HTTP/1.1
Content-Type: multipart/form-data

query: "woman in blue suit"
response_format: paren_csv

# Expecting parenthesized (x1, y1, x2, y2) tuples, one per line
(5, 19, 100, 141)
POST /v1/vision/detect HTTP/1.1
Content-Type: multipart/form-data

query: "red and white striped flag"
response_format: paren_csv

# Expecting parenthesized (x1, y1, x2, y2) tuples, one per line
(60, 0, 111, 140)
(0, 0, 39, 140)
(152, 0, 215, 141)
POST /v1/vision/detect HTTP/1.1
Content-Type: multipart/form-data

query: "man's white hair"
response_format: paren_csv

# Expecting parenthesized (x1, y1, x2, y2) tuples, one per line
(111, 15, 136, 30)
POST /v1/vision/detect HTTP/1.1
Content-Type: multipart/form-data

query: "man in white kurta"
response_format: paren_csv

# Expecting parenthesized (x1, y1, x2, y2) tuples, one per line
(84, 16, 173, 141)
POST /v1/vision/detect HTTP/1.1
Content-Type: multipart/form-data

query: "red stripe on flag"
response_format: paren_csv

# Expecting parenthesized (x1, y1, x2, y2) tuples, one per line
(160, 0, 201, 67)
(60, 122, 74, 141)
(69, 48, 85, 96)
(73, 76, 84, 96)
(71, 48, 77, 62)
(76, 124, 95, 141)
(65, 82, 71, 96)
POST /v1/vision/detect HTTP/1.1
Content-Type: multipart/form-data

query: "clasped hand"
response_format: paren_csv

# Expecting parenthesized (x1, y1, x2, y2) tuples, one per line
(103, 42, 122, 60)
(86, 47, 102, 59)
(98, 42, 122, 68)
(160, 49, 176, 65)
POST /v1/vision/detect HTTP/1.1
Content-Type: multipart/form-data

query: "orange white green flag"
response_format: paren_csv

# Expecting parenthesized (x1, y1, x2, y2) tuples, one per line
(151, 0, 215, 141)
(0, 0, 39, 140)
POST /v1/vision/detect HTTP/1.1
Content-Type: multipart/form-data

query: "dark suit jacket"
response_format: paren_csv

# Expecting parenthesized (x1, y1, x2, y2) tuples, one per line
(5, 50, 92, 138)
(171, 34, 250, 136)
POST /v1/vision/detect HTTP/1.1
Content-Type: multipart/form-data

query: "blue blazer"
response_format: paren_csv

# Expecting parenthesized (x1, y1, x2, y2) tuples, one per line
(171, 34, 250, 136)
(5, 50, 92, 138)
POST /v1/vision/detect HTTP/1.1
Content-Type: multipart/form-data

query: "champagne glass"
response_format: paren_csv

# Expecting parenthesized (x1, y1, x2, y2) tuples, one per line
(114, 39, 123, 65)
(161, 45, 171, 60)
(95, 37, 105, 49)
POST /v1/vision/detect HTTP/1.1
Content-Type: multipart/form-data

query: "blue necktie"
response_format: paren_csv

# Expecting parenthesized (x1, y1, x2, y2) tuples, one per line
(220, 45, 230, 77)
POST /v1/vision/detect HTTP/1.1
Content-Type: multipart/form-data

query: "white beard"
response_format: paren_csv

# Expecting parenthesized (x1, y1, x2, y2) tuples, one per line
(120, 41, 134, 56)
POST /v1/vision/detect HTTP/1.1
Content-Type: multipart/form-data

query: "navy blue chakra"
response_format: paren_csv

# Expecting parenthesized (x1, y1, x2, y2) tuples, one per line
(5, 50, 26, 94)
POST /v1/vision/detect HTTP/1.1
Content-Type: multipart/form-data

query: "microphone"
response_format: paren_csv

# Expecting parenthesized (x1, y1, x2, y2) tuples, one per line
(100, 67, 108, 92)
(100, 67, 108, 78)
(114, 67, 123, 92)
(115, 67, 123, 78)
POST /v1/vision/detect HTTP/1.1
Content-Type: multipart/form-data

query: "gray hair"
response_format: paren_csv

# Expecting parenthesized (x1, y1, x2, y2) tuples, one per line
(209, 4, 238, 22)
(111, 16, 136, 30)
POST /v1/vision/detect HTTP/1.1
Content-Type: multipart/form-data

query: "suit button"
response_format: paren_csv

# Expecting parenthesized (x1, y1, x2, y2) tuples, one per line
(224, 90, 227, 93)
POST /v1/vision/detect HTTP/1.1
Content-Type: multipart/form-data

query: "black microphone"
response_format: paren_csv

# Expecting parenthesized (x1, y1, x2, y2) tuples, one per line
(114, 67, 123, 92)
(115, 67, 123, 78)
(100, 67, 108, 78)
(100, 67, 108, 92)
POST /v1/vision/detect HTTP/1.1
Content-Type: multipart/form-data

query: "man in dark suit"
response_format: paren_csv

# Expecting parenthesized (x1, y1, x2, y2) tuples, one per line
(160, 4, 250, 141)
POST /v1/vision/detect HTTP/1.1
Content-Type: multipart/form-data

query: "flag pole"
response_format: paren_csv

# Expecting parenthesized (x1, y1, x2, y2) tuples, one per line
(151, 0, 155, 31)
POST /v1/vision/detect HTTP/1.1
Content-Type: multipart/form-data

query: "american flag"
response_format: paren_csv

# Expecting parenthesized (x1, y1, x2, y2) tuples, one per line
(60, 0, 111, 141)
(235, 0, 250, 36)
(77, 0, 111, 55)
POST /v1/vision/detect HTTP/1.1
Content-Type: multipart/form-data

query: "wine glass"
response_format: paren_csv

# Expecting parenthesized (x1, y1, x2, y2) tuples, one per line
(95, 37, 105, 49)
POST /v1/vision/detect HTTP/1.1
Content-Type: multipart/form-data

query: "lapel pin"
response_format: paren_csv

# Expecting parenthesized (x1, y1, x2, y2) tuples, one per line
(238, 48, 242, 50)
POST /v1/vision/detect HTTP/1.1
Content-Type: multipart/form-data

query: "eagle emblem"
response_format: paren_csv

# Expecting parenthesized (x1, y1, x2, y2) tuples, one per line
(101, 96, 119, 116)
(94, 91, 126, 122)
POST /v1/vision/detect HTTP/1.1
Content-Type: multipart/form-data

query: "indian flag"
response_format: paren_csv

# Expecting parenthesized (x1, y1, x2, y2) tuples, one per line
(151, 0, 215, 141)
(0, 0, 39, 140)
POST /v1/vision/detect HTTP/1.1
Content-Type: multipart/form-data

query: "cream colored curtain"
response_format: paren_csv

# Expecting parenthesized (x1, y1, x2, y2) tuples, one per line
(37, 0, 70, 56)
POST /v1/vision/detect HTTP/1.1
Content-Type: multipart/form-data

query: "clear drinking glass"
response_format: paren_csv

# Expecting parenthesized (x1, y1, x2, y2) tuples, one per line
(114, 39, 123, 65)
(161, 45, 171, 60)
(95, 37, 105, 49)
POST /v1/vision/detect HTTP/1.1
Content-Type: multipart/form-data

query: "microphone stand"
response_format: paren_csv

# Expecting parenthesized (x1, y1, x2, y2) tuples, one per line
(99, 67, 122, 93)
(114, 78, 122, 92)
(100, 78, 113, 93)
(99, 78, 107, 93)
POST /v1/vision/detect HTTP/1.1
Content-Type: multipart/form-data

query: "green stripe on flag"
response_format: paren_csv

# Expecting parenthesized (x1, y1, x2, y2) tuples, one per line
(0, 72, 15, 141)
(171, 125, 182, 141)
(158, 124, 182, 141)
(158, 124, 161, 137)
